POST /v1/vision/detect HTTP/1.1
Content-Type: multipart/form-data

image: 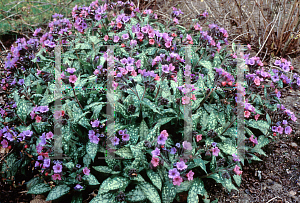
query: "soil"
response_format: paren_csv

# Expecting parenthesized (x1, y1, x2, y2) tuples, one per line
(0, 0, 300, 202)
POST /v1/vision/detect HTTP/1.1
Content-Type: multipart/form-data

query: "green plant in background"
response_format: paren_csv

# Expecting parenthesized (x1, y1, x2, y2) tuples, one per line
(0, 0, 96, 36)
(0, 0, 299, 202)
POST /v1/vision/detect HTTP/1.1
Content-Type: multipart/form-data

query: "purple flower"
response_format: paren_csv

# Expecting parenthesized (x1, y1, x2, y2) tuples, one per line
(271, 74, 280, 82)
(169, 168, 180, 179)
(53, 163, 62, 173)
(175, 143, 181, 148)
(122, 16, 130, 23)
(91, 119, 100, 128)
(113, 35, 120, 43)
(76, 164, 81, 168)
(151, 147, 160, 157)
(43, 158, 50, 168)
(122, 33, 129, 40)
(118, 130, 124, 135)
(276, 91, 281, 98)
(162, 65, 169, 73)
(66, 68, 76, 74)
(111, 136, 120, 146)
(282, 120, 288, 125)
(282, 64, 290, 72)
(38, 106, 49, 113)
(90, 135, 99, 144)
(18, 79, 24, 85)
(232, 154, 240, 162)
(285, 126, 292, 135)
(248, 58, 255, 66)
(170, 147, 177, 154)
(35, 161, 40, 168)
(74, 184, 83, 190)
(141, 26, 149, 33)
(23, 130, 33, 137)
(157, 135, 167, 145)
(211, 142, 217, 148)
(274, 60, 281, 66)
(176, 160, 188, 171)
(122, 134, 130, 141)
(272, 126, 278, 132)
(127, 57, 134, 65)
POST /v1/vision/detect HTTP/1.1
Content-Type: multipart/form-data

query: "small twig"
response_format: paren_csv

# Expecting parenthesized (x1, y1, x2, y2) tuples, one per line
(256, 11, 281, 57)
(0, 147, 14, 164)
(266, 196, 282, 203)
(72, 86, 83, 110)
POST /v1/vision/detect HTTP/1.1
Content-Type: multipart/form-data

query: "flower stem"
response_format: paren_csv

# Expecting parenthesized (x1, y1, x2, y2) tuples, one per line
(72, 86, 83, 110)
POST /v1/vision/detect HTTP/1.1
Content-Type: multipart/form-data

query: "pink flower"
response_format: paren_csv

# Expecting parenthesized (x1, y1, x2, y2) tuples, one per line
(247, 44, 251, 50)
(54, 111, 63, 120)
(186, 170, 194, 181)
(191, 94, 196, 101)
(69, 75, 77, 83)
(1, 139, 8, 148)
(104, 35, 109, 41)
(52, 174, 61, 180)
(160, 130, 169, 138)
(244, 111, 251, 118)
(196, 134, 202, 142)
(233, 165, 243, 175)
(173, 18, 179, 24)
(212, 147, 220, 156)
(173, 176, 183, 186)
(277, 126, 284, 134)
(112, 81, 118, 90)
(254, 77, 260, 86)
(46, 132, 53, 139)
(36, 115, 42, 123)
(83, 167, 90, 175)
(151, 157, 160, 167)
(182, 141, 192, 151)
(254, 114, 260, 121)
(149, 38, 155, 45)
(182, 96, 190, 105)
(249, 135, 258, 145)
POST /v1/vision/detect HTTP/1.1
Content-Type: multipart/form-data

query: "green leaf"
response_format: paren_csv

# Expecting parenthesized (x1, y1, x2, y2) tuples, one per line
(162, 181, 176, 203)
(218, 139, 237, 155)
(46, 185, 70, 201)
(266, 113, 271, 125)
(187, 178, 206, 203)
(26, 177, 43, 191)
(115, 147, 133, 159)
(130, 145, 144, 159)
(233, 174, 242, 187)
(145, 47, 158, 55)
(142, 98, 161, 114)
(87, 142, 98, 162)
(139, 119, 149, 140)
(89, 36, 101, 44)
(223, 176, 238, 192)
(146, 117, 175, 142)
(17, 100, 32, 122)
(27, 183, 51, 195)
(126, 185, 147, 202)
(199, 60, 214, 87)
(246, 119, 270, 135)
(82, 174, 100, 185)
(194, 158, 207, 174)
(146, 170, 162, 191)
(93, 166, 121, 174)
(207, 111, 217, 130)
(90, 193, 115, 203)
(127, 124, 140, 145)
(139, 182, 161, 203)
(256, 135, 270, 148)
(175, 180, 193, 193)
(99, 176, 129, 193)
(71, 193, 83, 203)
(177, 68, 183, 86)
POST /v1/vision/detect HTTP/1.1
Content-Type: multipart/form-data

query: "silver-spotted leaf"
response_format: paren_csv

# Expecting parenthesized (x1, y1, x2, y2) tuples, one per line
(46, 185, 70, 201)
(126, 184, 147, 202)
(82, 174, 100, 185)
(146, 170, 162, 191)
(162, 181, 176, 203)
(139, 182, 161, 203)
(86, 142, 98, 162)
(27, 183, 51, 194)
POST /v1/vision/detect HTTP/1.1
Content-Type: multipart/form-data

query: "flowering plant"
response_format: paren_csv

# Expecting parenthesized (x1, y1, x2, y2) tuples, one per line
(0, 0, 299, 202)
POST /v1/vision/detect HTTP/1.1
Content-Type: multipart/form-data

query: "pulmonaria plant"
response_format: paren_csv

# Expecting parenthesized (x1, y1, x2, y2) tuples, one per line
(0, 0, 299, 202)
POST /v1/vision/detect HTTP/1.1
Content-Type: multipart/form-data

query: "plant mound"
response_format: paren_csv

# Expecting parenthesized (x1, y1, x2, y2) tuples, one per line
(0, 0, 299, 202)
